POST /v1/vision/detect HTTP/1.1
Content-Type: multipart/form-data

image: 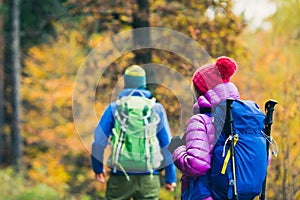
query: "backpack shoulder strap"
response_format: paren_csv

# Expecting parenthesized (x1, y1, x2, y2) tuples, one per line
(199, 107, 212, 114)
(212, 101, 227, 140)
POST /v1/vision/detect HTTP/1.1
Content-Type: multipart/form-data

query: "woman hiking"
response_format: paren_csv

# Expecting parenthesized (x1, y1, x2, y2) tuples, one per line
(168, 56, 240, 200)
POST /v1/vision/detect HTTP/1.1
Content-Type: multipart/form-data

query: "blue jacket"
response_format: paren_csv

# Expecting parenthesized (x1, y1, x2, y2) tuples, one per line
(91, 88, 176, 184)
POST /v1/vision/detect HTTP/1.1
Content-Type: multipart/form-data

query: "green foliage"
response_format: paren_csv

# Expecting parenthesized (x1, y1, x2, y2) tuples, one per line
(159, 188, 175, 200)
(0, 168, 60, 200)
(20, 0, 67, 49)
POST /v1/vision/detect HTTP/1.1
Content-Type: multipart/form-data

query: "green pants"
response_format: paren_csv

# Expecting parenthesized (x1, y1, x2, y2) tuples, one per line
(105, 174, 160, 200)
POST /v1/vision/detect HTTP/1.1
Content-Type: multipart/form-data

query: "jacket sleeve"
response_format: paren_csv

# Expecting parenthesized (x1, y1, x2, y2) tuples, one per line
(154, 103, 177, 184)
(91, 104, 115, 174)
(172, 114, 211, 177)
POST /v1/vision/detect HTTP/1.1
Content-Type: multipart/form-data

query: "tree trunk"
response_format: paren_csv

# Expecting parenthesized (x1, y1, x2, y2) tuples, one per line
(132, 0, 151, 64)
(132, 0, 157, 90)
(0, 0, 5, 165)
(9, 0, 22, 171)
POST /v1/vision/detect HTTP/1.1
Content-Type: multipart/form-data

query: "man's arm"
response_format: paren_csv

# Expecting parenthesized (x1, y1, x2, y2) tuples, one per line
(154, 103, 177, 190)
(91, 104, 115, 179)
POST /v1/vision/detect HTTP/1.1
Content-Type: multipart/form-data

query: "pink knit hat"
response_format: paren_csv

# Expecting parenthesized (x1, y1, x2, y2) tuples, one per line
(192, 56, 238, 96)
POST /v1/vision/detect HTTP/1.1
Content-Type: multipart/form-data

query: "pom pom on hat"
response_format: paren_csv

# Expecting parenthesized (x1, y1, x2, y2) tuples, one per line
(124, 65, 146, 89)
(192, 56, 238, 96)
(215, 56, 237, 82)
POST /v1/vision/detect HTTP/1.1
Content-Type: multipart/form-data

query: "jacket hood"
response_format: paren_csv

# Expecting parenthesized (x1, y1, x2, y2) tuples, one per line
(193, 82, 240, 113)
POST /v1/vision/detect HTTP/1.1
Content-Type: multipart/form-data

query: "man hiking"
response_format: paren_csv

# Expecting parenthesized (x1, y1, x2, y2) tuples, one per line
(91, 65, 176, 200)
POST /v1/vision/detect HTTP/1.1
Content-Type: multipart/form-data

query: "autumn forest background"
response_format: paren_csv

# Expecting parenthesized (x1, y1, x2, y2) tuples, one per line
(0, 0, 300, 199)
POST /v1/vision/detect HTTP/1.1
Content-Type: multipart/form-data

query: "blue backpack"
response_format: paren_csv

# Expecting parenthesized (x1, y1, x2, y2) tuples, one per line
(210, 100, 267, 200)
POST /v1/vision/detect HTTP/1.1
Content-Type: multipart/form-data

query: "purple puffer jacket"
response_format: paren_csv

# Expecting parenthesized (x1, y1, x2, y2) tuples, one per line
(172, 82, 240, 196)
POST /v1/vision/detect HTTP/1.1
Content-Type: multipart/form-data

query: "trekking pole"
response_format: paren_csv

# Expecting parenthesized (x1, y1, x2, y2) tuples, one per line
(260, 99, 278, 200)
(226, 99, 238, 200)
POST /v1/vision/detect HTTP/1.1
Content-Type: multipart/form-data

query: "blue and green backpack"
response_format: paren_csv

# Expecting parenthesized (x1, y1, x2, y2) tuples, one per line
(109, 92, 163, 179)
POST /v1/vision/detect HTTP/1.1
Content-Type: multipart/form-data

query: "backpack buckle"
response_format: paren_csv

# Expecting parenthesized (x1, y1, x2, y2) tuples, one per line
(229, 179, 234, 186)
